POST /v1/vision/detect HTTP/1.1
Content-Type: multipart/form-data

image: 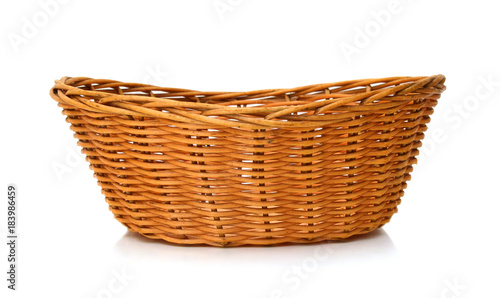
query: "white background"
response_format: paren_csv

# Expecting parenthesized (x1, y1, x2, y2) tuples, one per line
(1, 0, 499, 297)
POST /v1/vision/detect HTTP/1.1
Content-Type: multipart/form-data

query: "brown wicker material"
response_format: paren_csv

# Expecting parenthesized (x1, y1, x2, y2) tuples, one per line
(50, 75, 446, 246)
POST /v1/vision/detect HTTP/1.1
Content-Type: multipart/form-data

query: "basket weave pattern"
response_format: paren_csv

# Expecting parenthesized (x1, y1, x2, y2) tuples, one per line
(51, 75, 446, 246)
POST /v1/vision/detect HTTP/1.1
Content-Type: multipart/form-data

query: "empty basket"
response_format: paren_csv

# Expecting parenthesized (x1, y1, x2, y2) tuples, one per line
(50, 74, 446, 246)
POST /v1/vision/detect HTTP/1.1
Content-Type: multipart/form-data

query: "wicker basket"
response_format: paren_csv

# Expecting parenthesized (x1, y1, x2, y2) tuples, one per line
(50, 75, 446, 246)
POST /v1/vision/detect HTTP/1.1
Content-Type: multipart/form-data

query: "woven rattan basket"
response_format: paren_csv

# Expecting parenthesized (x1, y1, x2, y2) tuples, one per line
(51, 74, 446, 246)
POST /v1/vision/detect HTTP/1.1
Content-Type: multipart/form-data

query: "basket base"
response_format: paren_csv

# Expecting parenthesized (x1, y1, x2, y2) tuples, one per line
(110, 205, 396, 247)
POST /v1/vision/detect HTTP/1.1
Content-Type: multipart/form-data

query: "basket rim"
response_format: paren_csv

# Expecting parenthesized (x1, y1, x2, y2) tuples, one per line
(50, 74, 446, 129)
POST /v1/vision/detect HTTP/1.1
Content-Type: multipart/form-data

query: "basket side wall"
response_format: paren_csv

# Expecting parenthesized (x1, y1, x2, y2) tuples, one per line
(58, 97, 437, 246)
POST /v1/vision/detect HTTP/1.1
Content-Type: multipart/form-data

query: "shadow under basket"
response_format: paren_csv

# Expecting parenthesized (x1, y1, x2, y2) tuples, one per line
(50, 75, 446, 247)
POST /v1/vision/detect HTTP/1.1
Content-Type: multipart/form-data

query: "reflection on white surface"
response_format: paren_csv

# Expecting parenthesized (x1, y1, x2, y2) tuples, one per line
(112, 229, 398, 297)
(114, 228, 397, 263)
